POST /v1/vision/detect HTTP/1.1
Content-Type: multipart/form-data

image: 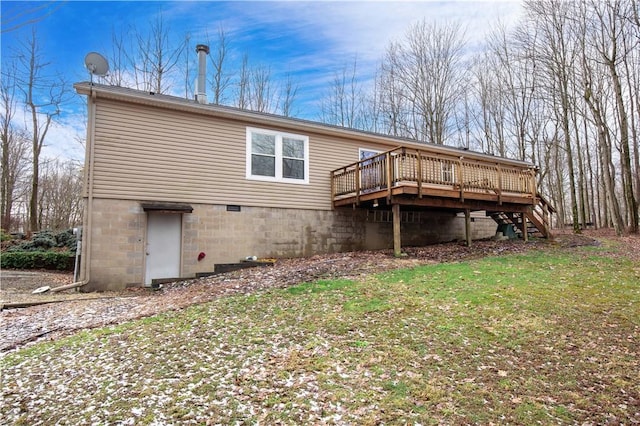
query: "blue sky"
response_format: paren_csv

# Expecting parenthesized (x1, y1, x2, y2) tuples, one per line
(1, 0, 523, 161)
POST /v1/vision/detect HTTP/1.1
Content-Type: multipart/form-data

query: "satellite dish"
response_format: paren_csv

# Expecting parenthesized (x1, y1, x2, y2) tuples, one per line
(84, 52, 109, 83)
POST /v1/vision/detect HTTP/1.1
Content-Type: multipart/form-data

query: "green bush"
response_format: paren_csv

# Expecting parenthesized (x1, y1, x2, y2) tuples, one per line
(31, 232, 56, 250)
(55, 229, 77, 249)
(6, 229, 77, 252)
(0, 251, 75, 271)
(1, 229, 12, 242)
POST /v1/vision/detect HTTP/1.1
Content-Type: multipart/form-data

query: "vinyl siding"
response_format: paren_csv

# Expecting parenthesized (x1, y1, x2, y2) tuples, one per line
(91, 99, 393, 210)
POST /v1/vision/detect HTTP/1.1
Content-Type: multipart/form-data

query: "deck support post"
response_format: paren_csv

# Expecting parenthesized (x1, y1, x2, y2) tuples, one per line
(464, 209, 472, 247)
(392, 203, 402, 257)
(522, 212, 528, 242)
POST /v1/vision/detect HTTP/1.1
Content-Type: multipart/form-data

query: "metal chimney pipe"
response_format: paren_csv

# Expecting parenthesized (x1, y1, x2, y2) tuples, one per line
(195, 44, 210, 104)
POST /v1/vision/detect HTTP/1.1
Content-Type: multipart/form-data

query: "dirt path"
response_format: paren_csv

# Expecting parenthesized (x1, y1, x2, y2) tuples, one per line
(0, 270, 126, 306)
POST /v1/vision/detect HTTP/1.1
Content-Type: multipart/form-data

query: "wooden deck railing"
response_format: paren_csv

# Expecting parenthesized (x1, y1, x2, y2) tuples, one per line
(331, 146, 538, 204)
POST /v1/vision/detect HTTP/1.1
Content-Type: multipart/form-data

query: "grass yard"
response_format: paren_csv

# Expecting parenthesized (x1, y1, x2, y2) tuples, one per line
(2, 241, 639, 425)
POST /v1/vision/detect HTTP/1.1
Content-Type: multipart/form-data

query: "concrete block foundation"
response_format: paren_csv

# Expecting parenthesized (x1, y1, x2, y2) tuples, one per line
(81, 198, 497, 291)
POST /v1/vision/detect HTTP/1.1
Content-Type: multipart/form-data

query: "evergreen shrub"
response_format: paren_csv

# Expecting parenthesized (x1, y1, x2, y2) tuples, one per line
(1, 251, 75, 271)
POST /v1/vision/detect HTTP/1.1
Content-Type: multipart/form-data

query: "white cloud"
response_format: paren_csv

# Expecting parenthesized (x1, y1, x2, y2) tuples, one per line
(201, 1, 524, 64)
(8, 0, 526, 163)
(7, 106, 86, 163)
(42, 113, 86, 163)
(177, 1, 525, 116)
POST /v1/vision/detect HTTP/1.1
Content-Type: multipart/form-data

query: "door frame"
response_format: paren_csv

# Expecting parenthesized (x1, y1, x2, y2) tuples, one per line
(143, 211, 184, 286)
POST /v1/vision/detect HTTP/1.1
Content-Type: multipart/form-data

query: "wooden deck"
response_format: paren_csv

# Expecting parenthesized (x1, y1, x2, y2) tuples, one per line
(331, 146, 553, 252)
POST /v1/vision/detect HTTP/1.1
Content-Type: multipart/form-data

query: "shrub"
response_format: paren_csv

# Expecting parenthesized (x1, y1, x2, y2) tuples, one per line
(1, 229, 11, 242)
(55, 229, 77, 250)
(32, 231, 57, 250)
(5, 229, 77, 253)
(0, 251, 75, 271)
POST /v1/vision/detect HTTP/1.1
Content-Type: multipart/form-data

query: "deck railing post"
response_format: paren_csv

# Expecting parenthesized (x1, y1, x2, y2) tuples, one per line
(355, 163, 361, 205)
(457, 157, 464, 202)
(496, 164, 503, 205)
(330, 170, 335, 209)
(386, 152, 392, 202)
(417, 150, 423, 198)
(530, 169, 536, 199)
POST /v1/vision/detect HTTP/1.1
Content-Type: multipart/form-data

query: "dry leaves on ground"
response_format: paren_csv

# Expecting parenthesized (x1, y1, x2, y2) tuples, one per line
(0, 234, 606, 353)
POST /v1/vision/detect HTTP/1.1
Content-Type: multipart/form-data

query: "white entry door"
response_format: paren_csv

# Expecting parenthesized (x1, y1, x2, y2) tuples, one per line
(145, 212, 182, 285)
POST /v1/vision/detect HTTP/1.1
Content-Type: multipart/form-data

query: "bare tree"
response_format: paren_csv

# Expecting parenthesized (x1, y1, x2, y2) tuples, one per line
(523, 0, 581, 233)
(15, 28, 67, 233)
(587, 0, 638, 232)
(320, 58, 365, 128)
(106, 15, 188, 94)
(375, 43, 412, 138)
(104, 28, 129, 87)
(469, 52, 508, 156)
(489, 22, 540, 162)
(138, 15, 188, 94)
(278, 72, 298, 117)
(230, 55, 294, 115)
(1, 62, 19, 231)
(375, 20, 467, 144)
(1, 1, 65, 33)
(467, 55, 492, 153)
(248, 65, 273, 113)
(1, 62, 30, 232)
(207, 26, 231, 105)
(623, 19, 640, 212)
(183, 32, 193, 100)
(38, 159, 83, 230)
(236, 54, 250, 110)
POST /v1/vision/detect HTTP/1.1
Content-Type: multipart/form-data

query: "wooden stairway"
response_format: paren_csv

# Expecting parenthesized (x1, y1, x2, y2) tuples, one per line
(489, 196, 555, 239)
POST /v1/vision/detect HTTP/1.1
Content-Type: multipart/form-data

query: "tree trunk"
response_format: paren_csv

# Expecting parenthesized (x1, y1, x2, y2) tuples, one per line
(552, 137, 566, 228)
(608, 60, 638, 232)
(561, 90, 580, 233)
(573, 110, 588, 227)
(584, 92, 625, 235)
(0, 134, 11, 230)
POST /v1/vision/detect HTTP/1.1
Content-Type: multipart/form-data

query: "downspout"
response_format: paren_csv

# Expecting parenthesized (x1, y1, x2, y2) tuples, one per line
(53, 88, 97, 292)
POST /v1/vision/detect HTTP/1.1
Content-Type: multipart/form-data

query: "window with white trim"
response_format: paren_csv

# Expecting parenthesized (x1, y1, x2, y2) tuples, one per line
(359, 148, 383, 191)
(246, 128, 309, 184)
(441, 162, 454, 183)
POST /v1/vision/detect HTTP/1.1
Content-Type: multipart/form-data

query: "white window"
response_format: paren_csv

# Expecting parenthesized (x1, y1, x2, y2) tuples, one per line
(246, 128, 309, 184)
(441, 162, 454, 183)
(359, 148, 381, 162)
(359, 148, 383, 190)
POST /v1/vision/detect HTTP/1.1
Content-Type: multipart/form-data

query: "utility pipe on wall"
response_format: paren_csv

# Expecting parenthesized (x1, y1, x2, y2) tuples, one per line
(68, 86, 99, 291)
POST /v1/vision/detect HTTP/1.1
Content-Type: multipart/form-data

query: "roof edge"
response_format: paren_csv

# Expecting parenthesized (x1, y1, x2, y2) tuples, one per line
(74, 82, 535, 168)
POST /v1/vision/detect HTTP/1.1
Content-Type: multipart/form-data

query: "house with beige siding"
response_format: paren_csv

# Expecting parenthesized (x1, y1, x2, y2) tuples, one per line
(73, 81, 552, 292)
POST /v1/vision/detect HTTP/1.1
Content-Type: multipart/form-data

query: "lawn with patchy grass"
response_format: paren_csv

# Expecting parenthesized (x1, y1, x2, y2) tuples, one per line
(2, 242, 639, 425)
